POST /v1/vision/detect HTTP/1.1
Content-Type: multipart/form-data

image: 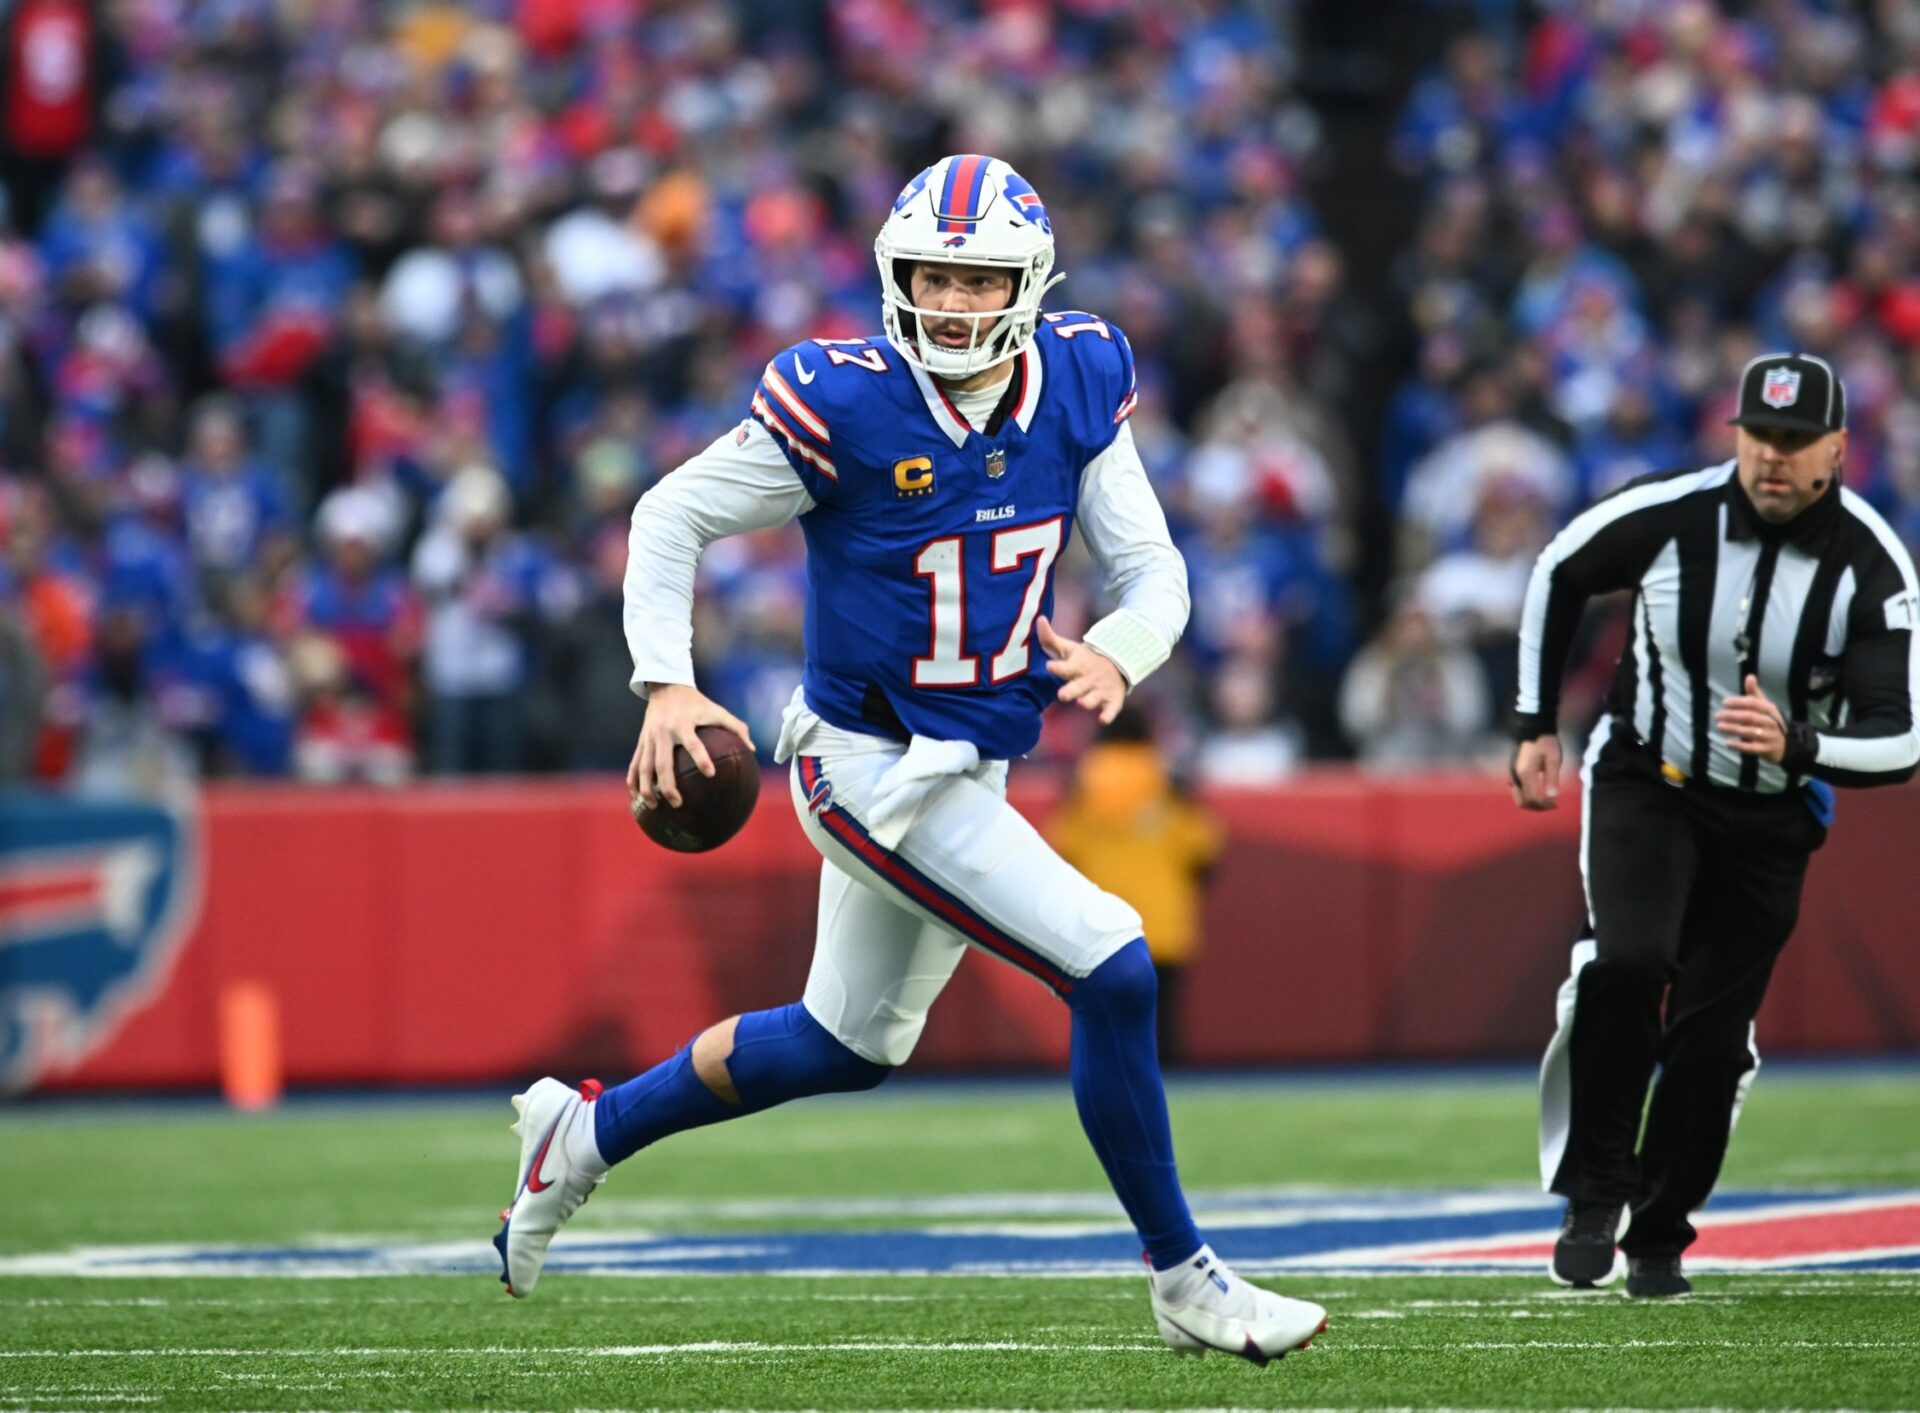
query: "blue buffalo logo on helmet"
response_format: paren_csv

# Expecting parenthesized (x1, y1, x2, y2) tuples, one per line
(891, 167, 933, 215)
(0, 793, 200, 1093)
(1001, 171, 1051, 235)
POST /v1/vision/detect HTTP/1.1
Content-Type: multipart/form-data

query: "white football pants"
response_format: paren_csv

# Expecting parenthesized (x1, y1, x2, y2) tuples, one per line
(780, 708, 1143, 1066)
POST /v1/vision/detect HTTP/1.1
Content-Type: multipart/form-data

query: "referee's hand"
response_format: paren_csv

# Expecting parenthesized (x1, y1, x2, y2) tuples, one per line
(1717, 674, 1789, 764)
(1510, 734, 1563, 811)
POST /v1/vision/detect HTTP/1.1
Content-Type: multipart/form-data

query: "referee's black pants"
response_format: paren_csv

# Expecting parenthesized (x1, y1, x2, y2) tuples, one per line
(1539, 718, 1826, 1256)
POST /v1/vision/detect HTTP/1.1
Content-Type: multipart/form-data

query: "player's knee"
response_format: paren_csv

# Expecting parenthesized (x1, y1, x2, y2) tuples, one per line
(804, 1027, 892, 1093)
(1067, 936, 1157, 1019)
(1038, 885, 1143, 979)
(728, 1001, 891, 1101)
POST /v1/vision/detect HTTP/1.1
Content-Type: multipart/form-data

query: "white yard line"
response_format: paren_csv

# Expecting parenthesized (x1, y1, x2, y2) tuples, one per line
(0, 1336, 1910, 1359)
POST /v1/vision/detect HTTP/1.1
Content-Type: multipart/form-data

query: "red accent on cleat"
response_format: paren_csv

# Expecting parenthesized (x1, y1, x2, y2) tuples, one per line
(578, 1078, 604, 1100)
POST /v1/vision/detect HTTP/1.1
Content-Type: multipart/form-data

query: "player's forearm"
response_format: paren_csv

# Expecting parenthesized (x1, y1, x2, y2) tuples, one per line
(1078, 424, 1189, 687)
(622, 425, 816, 697)
(623, 489, 704, 694)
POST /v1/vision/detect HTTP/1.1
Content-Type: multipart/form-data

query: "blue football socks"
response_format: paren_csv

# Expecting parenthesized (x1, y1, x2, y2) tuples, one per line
(593, 947, 1202, 1273)
(1066, 939, 1205, 1270)
(593, 1001, 888, 1167)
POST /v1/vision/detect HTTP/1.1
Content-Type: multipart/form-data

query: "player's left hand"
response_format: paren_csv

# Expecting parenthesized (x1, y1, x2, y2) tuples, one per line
(1037, 616, 1127, 725)
(1717, 673, 1788, 764)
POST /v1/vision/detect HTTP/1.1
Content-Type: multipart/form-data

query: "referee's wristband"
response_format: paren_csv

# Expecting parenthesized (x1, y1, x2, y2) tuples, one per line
(1511, 711, 1556, 742)
(1781, 720, 1820, 774)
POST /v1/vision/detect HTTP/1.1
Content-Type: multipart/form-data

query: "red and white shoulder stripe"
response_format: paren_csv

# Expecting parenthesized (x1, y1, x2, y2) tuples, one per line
(760, 361, 830, 445)
(753, 356, 836, 481)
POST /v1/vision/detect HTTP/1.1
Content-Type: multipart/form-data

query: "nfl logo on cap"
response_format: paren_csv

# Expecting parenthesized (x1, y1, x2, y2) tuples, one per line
(1730, 352, 1846, 435)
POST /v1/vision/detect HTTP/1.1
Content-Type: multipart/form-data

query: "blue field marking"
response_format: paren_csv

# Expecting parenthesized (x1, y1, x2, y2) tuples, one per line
(5, 1188, 1919, 1278)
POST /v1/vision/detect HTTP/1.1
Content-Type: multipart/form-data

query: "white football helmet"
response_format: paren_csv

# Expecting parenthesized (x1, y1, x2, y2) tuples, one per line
(875, 154, 1063, 380)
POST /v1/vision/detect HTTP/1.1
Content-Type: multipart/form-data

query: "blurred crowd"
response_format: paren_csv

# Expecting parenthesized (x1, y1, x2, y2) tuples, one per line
(1, 0, 1918, 793)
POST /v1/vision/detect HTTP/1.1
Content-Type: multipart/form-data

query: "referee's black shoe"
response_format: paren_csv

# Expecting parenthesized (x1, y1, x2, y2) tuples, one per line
(1625, 1253, 1691, 1298)
(1550, 1201, 1625, 1287)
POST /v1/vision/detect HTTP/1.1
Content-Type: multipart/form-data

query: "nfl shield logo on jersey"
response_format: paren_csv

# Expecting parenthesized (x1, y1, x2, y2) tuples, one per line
(1762, 368, 1801, 407)
(985, 449, 1007, 480)
(0, 792, 200, 1094)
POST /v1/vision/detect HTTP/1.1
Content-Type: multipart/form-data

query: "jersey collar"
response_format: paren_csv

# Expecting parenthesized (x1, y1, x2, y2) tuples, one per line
(909, 342, 1045, 448)
(1011, 340, 1043, 432)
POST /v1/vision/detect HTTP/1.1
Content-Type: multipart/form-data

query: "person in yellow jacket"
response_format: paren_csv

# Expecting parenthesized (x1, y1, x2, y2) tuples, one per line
(1048, 706, 1222, 1066)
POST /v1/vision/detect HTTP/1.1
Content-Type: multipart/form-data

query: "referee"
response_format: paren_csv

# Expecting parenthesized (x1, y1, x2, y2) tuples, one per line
(1510, 353, 1920, 1297)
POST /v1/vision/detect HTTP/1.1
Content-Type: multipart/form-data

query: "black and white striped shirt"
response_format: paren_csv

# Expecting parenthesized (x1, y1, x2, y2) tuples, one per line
(1515, 460, 1920, 793)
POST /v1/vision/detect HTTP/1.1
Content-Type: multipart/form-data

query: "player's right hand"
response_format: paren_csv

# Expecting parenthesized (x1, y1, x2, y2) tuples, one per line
(629, 684, 755, 814)
(1509, 734, 1563, 811)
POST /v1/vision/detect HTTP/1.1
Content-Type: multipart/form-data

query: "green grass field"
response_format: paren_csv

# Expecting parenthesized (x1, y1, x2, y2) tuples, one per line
(3, 1067, 1918, 1411)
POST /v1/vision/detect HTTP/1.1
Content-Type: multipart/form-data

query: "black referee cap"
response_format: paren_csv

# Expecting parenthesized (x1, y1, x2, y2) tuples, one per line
(1728, 352, 1847, 435)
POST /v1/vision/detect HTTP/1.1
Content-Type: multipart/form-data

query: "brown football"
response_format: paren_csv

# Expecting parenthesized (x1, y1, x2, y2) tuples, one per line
(635, 726, 761, 853)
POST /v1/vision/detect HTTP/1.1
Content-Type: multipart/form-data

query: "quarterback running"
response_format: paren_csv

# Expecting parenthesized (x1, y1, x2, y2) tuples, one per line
(494, 154, 1327, 1363)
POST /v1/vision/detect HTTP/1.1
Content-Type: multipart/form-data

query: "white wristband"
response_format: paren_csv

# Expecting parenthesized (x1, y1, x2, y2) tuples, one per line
(1083, 608, 1172, 689)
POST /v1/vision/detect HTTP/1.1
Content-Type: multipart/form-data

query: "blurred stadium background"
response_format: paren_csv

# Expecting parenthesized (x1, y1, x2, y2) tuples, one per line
(3, 0, 1918, 1093)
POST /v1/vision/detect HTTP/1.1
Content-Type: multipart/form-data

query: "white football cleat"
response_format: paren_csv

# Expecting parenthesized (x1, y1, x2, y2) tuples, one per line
(492, 1076, 606, 1298)
(1148, 1246, 1327, 1365)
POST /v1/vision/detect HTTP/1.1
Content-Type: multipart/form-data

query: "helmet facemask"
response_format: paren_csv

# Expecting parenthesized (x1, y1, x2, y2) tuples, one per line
(876, 246, 1063, 381)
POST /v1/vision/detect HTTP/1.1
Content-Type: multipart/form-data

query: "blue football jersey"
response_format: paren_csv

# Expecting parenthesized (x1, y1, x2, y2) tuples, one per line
(750, 312, 1140, 759)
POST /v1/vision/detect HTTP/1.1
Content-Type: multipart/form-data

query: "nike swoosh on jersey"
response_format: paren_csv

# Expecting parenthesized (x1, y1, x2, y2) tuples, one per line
(795, 354, 816, 384)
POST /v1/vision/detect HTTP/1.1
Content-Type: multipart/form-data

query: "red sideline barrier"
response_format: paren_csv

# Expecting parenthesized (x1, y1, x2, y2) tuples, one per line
(41, 771, 1920, 1091)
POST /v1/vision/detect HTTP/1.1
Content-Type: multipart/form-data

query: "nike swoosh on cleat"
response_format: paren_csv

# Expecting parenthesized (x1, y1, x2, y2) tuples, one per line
(795, 354, 816, 384)
(525, 1114, 565, 1194)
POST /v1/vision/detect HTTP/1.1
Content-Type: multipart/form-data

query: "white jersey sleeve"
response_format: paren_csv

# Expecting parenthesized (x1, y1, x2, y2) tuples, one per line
(624, 420, 815, 696)
(1074, 421, 1190, 687)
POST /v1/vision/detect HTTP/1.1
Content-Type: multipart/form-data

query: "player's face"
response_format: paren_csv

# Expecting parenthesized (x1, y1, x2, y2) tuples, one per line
(908, 263, 1016, 354)
(1735, 425, 1845, 523)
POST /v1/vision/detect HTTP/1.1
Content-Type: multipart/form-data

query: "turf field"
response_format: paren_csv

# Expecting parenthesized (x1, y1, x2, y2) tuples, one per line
(3, 1067, 1918, 1411)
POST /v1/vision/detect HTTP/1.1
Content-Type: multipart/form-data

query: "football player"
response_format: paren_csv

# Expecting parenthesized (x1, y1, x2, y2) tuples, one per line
(495, 155, 1327, 1363)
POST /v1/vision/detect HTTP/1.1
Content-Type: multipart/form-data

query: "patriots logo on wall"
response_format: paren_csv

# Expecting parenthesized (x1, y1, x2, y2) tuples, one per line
(0, 791, 201, 1094)
(1762, 368, 1801, 407)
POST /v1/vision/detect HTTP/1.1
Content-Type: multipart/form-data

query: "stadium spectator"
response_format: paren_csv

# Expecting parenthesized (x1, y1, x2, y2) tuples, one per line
(0, 595, 44, 778)
(1417, 480, 1554, 725)
(0, 0, 105, 235)
(411, 464, 576, 774)
(1195, 654, 1305, 787)
(178, 396, 292, 579)
(1049, 706, 1221, 1067)
(289, 631, 414, 786)
(1339, 594, 1493, 770)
